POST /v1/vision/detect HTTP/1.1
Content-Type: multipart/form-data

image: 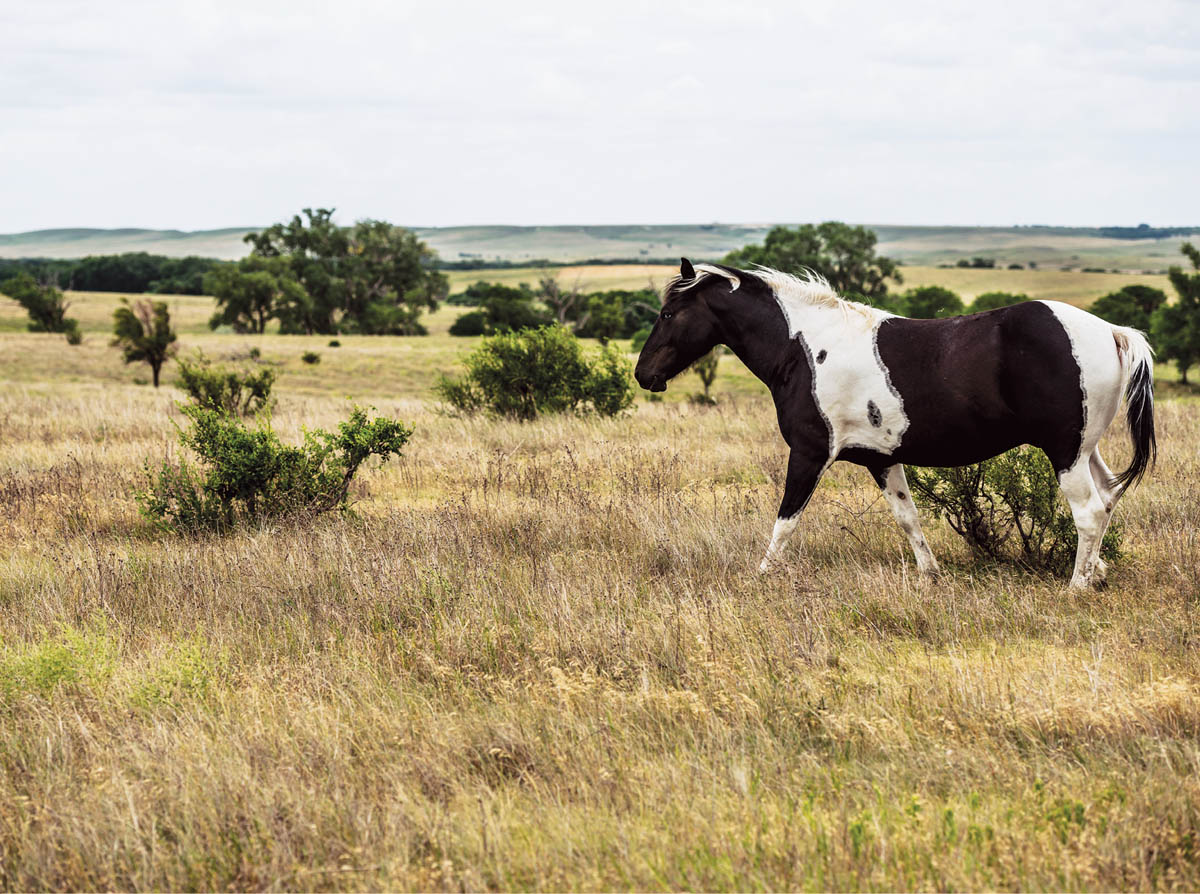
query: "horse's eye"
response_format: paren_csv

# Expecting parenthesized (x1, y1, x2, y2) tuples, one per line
(661, 310, 673, 320)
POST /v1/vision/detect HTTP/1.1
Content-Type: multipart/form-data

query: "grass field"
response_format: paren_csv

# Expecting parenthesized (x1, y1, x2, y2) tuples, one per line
(1, 272, 1199, 890)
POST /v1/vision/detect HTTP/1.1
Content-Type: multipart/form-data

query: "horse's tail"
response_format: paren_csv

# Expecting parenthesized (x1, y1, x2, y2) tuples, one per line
(1110, 325, 1156, 493)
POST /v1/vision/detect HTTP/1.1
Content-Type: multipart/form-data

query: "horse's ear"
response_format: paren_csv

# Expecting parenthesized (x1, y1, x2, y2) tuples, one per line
(680, 257, 695, 280)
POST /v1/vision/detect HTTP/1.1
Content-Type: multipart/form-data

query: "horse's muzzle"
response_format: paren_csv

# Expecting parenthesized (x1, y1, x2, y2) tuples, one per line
(636, 370, 667, 392)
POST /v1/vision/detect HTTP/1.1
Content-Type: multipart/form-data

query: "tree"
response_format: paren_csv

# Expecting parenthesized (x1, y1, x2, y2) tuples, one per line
(691, 347, 723, 403)
(972, 291, 1031, 312)
(205, 256, 305, 333)
(448, 282, 550, 336)
(723, 222, 901, 302)
(900, 285, 964, 318)
(538, 275, 588, 326)
(112, 299, 177, 387)
(1, 272, 80, 337)
(243, 208, 447, 335)
(1151, 242, 1200, 383)
(1090, 284, 1167, 333)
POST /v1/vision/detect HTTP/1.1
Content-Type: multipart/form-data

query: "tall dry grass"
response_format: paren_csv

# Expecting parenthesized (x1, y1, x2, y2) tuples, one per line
(0, 332, 1198, 890)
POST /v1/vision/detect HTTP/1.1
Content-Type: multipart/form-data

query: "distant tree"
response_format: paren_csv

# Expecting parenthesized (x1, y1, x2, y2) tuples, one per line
(1151, 242, 1200, 383)
(448, 282, 551, 336)
(538, 275, 588, 326)
(724, 222, 901, 302)
(900, 285, 965, 318)
(971, 291, 1031, 312)
(0, 272, 81, 341)
(1090, 285, 1167, 334)
(112, 298, 177, 387)
(244, 208, 447, 335)
(205, 256, 305, 333)
(691, 347, 723, 404)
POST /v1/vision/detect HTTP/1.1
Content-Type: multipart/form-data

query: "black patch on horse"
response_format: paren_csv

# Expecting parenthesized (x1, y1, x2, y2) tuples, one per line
(816, 349, 827, 364)
(867, 400, 882, 427)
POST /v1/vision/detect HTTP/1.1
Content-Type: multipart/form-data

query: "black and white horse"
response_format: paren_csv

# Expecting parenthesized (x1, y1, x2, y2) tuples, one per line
(634, 259, 1156, 588)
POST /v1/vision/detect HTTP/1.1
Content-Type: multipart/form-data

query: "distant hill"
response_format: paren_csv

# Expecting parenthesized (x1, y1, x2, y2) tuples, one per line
(2, 223, 1196, 270)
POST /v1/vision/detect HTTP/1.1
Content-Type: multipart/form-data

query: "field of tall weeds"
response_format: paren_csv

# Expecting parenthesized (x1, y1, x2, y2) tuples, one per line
(0, 314, 1198, 890)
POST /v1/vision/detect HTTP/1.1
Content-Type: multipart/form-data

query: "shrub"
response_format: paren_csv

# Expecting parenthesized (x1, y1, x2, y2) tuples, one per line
(139, 405, 413, 533)
(900, 286, 965, 318)
(1091, 284, 1167, 334)
(630, 326, 653, 353)
(176, 353, 276, 416)
(112, 298, 176, 388)
(449, 310, 489, 336)
(971, 291, 1031, 312)
(691, 347, 722, 404)
(64, 320, 83, 345)
(328, 339, 341, 347)
(436, 325, 635, 420)
(301, 351, 321, 365)
(907, 447, 1122, 575)
(0, 272, 80, 335)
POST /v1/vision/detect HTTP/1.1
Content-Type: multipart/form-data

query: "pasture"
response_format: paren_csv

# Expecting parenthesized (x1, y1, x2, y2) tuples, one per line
(1, 274, 1198, 890)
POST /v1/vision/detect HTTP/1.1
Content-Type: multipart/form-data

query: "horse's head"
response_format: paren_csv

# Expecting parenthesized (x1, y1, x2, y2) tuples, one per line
(635, 258, 731, 392)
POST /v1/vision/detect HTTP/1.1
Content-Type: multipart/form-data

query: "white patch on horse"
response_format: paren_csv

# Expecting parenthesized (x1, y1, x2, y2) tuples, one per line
(762, 270, 907, 455)
(1038, 301, 1124, 469)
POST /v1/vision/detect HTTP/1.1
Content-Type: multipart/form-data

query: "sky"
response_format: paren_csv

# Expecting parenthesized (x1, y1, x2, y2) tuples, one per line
(2, 0, 1198, 231)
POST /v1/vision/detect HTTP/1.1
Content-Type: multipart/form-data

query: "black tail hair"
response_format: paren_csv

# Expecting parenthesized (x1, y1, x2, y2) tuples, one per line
(1112, 356, 1156, 492)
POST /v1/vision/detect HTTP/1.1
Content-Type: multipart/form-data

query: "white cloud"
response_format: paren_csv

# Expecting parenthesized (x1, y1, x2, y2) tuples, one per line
(0, 0, 1197, 230)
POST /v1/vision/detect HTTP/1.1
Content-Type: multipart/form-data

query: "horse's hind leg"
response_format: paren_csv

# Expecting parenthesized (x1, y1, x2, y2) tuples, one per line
(877, 464, 939, 575)
(1087, 448, 1122, 580)
(1058, 455, 1110, 588)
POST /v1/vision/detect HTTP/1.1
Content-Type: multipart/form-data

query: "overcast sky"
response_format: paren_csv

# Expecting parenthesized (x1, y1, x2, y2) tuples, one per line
(2, 0, 1198, 231)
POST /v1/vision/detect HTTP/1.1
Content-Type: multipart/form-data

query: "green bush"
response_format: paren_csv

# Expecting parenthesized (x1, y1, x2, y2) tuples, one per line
(176, 353, 276, 416)
(301, 351, 321, 365)
(436, 325, 634, 420)
(907, 447, 1122, 575)
(139, 405, 413, 534)
(630, 326, 653, 353)
(900, 285, 965, 318)
(971, 291, 1031, 312)
(449, 310, 489, 336)
(1, 272, 80, 335)
(690, 347, 722, 404)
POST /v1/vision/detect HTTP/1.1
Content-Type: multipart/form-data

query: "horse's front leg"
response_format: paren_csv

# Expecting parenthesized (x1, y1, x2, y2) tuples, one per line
(759, 448, 829, 572)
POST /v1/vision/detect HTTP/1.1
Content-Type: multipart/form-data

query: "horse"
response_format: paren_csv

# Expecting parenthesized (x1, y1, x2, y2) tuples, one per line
(634, 259, 1156, 588)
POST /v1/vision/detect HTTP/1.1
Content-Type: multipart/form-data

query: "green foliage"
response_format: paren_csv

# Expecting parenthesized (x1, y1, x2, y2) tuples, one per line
(971, 291, 1031, 312)
(1150, 243, 1200, 383)
(301, 351, 321, 365)
(449, 310, 489, 336)
(900, 285, 965, 318)
(328, 339, 341, 347)
(448, 282, 550, 336)
(573, 289, 660, 340)
(175, 353, 275, 416)
(68, 253, 224, 294)
(690, 347, 723, 404)
(138, 405, 413, 533)
(956, 257, 995, 269)
(0, 625, 116, 703)
(908, 447, 1122, 575)
(436, 325, 635, 420)
(204, 256, 306, 334)
(111, 298, 177, 387)
(1090, 285, 1167, 333)
(245, 208, 448, 335)
(630, 326, 653, 353)
(724, 222, 901, 302)
(0, 272, 80, 335)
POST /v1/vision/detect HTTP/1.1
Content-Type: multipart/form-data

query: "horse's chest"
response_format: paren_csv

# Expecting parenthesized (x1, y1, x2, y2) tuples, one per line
(808, 330, 906, 455)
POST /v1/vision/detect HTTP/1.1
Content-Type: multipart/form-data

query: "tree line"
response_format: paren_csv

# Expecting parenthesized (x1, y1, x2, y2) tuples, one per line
(0, 254, 222, 295)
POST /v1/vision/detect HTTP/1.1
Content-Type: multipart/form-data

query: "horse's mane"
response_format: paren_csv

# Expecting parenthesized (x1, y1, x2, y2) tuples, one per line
(667, 264, 885, 324)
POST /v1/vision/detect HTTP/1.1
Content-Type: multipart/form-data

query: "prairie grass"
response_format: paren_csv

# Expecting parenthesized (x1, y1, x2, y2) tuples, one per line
(0, 294, 1198, 890)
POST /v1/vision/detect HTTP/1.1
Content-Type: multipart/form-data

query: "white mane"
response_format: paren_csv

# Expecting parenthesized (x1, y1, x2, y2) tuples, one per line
(670, 264, 886, 325)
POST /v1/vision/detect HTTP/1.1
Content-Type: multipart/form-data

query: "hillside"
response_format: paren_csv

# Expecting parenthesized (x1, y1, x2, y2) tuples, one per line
(2, 223, 1196, 270)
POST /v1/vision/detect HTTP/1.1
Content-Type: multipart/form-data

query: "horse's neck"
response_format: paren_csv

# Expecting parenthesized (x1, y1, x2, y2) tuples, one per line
(719, 300, 855, 387)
